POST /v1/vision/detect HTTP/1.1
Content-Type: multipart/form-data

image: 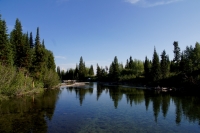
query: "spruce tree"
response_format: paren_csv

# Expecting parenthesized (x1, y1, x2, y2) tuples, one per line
(192, 42, 200, 70)
(0, 15, 13, 66)
(173, 41, 181, 72)
(11, 18, 23, 67)
(74, 64, 79, 79)
(125, 59, 129, 69)
(31, 27, 46, 81)
(112, 56, 120, 81)
(96, 64, 101, 79)
(151, 47, 161, 82)
(46, 50, 56, 71)
(144, 56, 151, 81)
(42, 39, 45, 48)
(129, 56, 134, 69)
(179, 52, 186, 72)
(29, 32, 34, 48)
(89, 65, 94, 76)
(160, 50, 169, 79)
(21, 33, 32, 69)
(57, 66, 61, 78)
(78, 56, 85, 80)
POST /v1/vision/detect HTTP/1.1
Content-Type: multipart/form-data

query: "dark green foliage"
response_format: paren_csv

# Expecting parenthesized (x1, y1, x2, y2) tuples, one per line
(173, 41, 181, 72)
(57, 66, 61, 79)
(173, 41, 181, 63)
(151, 47, 161, 82)
(89, 65, 94, 76)
(0, 16, 13, 66)
(192, 42, 200, 70)
(0, 14, 59, 97)
(96, 64, 101, 79)
(78, 56, 86, 80)
(43, 69, 59, 89)
(109, 56, 120, 81)
(46, 50, 56, 71)
(11, 19, 23, 67)
(29, 32, 34, 48)
(144, 56, 151, 81)
(125, 59, 129, 69)
(65, 69, 75, 80)
(160, 50, 169, 79)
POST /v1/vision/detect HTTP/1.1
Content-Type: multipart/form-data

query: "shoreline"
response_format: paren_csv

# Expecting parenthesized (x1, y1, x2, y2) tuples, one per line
(60, 82, 90, 87)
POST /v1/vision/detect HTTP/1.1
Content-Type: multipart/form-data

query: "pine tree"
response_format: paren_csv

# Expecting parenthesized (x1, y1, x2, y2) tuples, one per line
(89, 65, 94, 76)
(160, 50, 169, 79)
(111, 56, 120, 81)
(57, 66, 61, 78)
(74, 64, 79, 79)
(173, 41, 181, 72)
(11, 18, 23, 67)
(179, 52, 186, 72)
(129, 56, 134, 69)
(42, 39, 45, 48)
(46, 50, 56, 71)
(31, 27, 46, 80)
(125, 59, 129, 69)
(78, 56, 86, 80)
(0, 15, 13, 66)
(29, 32, 34, 48)
(192, 42, 200, 70)
(151, 47, 161, 82)
(21, 32, 32, 69)
(144, 56, 151, 81)
(96, 64, 101, 79)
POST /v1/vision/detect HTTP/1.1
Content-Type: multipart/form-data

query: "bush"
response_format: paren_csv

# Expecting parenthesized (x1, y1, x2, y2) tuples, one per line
(43, 69, 59, 89)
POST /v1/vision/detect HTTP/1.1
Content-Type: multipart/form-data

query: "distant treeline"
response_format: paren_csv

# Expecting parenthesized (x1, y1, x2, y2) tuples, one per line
(57, 41, 200, 89)
(0, 14, 59, 96)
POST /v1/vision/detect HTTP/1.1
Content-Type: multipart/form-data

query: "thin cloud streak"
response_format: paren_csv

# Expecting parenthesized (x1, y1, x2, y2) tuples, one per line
(55, 56, 67, 59)
(125, 0, 183, 7)
(145, 0, 183, 7)
(125, 0, 140, 4)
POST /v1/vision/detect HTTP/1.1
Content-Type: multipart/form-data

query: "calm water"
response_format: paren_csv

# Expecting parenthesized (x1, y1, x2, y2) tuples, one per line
(0, 82, 200, 133)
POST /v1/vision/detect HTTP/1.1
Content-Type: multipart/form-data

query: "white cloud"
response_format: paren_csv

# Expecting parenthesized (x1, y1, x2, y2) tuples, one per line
(145, 0, 183, 7)
(125, 0, 140, 4)
(125, 0, 183, 7)
(55, 56, 67, 59)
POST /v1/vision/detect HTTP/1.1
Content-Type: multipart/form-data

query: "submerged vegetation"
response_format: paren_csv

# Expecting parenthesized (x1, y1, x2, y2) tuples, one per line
(0, 14, 59, 97)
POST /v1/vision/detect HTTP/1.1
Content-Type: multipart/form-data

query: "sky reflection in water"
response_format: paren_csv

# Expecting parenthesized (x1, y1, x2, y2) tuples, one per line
(0, 82, 200, 133)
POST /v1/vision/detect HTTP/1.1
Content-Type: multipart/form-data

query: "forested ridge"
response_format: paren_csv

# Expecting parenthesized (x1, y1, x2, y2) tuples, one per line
(0, 14, 59, 97)
(58, 42, 200, 90)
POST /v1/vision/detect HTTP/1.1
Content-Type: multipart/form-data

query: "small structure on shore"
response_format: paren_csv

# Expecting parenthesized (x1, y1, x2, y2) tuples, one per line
(63, 80, 76, 84)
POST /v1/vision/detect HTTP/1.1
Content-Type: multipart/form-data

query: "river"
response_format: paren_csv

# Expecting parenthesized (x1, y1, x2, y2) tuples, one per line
(0, 82, 200, 132)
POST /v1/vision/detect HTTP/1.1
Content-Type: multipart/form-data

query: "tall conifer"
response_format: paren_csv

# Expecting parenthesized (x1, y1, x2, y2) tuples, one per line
(0, 15, 13, 65)
(151, 47, 161, 82)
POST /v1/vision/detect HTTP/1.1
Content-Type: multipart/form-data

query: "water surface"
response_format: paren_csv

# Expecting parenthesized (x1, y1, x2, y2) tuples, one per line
(0, 82, 200, 133)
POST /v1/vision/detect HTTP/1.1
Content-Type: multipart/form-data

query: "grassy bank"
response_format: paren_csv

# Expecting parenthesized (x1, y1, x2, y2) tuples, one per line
(0, 64, 59, 99)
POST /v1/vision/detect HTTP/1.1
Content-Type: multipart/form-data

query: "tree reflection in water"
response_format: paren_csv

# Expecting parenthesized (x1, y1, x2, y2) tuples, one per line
(0, 83, 200, 132)
(71, 84, 200, 125)
(0, 89, 60, 133)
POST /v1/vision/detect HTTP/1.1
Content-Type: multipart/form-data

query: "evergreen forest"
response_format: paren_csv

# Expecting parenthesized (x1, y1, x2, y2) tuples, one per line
(1, 13, 200, 98)
(58, 41, 200, 90)
(0, 15, 59, 97)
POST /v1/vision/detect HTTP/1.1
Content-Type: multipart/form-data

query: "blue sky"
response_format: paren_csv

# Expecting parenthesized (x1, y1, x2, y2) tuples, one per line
(0, 0, 200, 71)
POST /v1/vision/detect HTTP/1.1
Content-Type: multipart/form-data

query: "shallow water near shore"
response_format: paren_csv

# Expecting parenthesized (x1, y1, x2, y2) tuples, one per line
(0, 82, 200, 133)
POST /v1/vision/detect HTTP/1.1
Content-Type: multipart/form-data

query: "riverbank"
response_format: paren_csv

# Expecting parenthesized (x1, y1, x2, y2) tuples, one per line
(98, 82, 183, 92)
(60, 82, 90, 87)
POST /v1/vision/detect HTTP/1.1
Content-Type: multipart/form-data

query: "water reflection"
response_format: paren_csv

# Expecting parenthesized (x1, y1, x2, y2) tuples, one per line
(0, 89, 60, 133)
(0, 83, 200, 132)
(66, 84, 200, 126)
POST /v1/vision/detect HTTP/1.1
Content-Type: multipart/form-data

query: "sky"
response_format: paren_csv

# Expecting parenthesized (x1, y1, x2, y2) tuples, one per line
(0, 0, 200, 71)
